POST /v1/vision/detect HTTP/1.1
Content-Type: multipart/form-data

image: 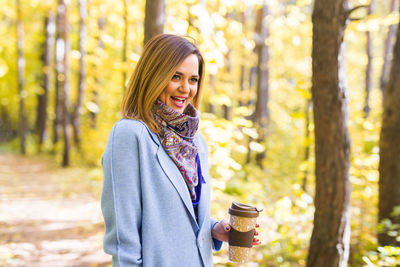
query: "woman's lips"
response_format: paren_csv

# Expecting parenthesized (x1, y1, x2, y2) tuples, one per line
(171, 96, 186, 108)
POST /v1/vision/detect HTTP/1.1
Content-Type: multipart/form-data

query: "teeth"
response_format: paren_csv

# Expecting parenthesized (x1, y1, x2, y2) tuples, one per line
(172, 96, 185, 101)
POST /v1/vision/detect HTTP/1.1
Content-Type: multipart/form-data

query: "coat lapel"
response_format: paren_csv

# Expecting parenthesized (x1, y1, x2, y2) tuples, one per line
(156, 144, 198, 225)
(195, 138, 208, 230)
(149, 126, 206, 230)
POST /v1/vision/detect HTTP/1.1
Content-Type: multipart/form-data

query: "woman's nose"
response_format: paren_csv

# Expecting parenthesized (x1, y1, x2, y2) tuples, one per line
(180, 80, 190, 93)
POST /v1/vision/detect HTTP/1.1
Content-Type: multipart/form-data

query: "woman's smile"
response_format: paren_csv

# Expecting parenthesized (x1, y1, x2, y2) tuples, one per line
(170, 96, 187, 108)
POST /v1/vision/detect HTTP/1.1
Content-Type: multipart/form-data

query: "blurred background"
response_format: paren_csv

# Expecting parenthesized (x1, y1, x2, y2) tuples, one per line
(0, 0, 399, 266)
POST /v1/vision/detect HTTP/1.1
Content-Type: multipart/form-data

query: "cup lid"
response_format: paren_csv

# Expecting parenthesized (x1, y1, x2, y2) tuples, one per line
(228, 201, 262, 218)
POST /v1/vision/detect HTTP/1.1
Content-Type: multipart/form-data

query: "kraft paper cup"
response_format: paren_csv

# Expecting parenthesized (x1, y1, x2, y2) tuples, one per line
(228, 202, 261, 263)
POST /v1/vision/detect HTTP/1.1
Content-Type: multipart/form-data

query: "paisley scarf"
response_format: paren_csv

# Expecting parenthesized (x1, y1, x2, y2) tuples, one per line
(152, 99, 200, 200)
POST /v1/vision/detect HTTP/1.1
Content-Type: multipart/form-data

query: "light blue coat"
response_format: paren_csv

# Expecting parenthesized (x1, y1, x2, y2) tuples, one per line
(101, 118, 222, 267)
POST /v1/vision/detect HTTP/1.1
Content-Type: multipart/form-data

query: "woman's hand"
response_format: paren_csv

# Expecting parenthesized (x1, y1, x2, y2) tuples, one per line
(212, 220, 261, 246)
(211, 219, 230, 242)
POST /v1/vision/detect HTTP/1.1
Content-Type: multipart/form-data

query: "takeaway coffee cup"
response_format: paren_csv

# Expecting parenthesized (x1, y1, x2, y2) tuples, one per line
(228, 201, 261, 263)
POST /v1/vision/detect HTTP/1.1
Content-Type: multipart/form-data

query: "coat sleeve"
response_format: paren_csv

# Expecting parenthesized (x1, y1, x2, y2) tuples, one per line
(101, 120, 144, 267)
(210, 218, 223, 251)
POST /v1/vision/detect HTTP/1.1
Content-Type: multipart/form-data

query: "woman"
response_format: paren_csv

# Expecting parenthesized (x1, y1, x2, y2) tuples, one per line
(101, 34, 259, 267)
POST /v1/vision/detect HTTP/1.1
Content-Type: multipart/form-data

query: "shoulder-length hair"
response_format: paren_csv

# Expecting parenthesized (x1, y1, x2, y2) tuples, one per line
(121, 34, 205, 133)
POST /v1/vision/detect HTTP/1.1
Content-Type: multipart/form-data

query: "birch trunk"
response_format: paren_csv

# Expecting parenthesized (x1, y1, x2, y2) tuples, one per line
(56, 0, 71, 167)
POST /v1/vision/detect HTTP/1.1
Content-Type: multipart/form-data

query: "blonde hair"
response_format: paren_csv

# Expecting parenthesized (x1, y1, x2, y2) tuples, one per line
(122, 34, 205, 133)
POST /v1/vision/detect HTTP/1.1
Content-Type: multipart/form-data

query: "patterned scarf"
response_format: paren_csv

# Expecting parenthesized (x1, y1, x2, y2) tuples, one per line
(152, 99, 200, 200)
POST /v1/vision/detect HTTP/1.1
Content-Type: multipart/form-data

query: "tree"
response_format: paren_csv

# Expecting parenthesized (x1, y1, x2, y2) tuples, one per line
(380, 0, 397, 96)
(222, 11, 233, 120)
(56, 0, 71, 166)
(16, 0, 27, 155)
(254, 3, 270, 166)
(0, 105, 13, 141)
(53, 8, 62, 145)
(72, 0, 87, 147)
(363, 0, 375, 117)
(378, 2, 400, 246)
(36, 11, 55, 152)
(144, 0, 165, 45)
(307, 0, 352, 266)
(89, 13, 106, 129)
(239, 10, 248, 107)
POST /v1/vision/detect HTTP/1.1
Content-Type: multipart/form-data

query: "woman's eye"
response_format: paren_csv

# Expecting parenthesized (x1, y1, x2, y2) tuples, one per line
(172, 74, 180, 80)
(191, 77, 199, 83)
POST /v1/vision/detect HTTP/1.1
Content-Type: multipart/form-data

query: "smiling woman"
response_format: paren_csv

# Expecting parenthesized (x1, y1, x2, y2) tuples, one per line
(100, 34, 257, 267)
(121, 34, 205, 133)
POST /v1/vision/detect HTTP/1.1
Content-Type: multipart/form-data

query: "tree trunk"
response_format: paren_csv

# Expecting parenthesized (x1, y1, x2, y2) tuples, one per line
(239, 9, 249, 107)
(254, 4, 270, 166)
(249, 66, 257, 91)
(90, 15, 105, 129)
(56, 0, 71, 167)
(364, 0, 375, 118)
(307, 0, 351, 266)
(378, 3, 400, 246)
(0, 99, 14, 141)
(380, 0, 397, 97)
(16, 0, 27, 155)
(53, 72, 61, 145)
(144, 0, 165, 45)
(222, 46, 231, 119)
(254, 4, 270, 129)
(246, 65, 257, 164)
(72, 0, 87, 147)
(36, 11, 54, 152)
(53, 7, 63, 146)
(222, 11, 233, 120)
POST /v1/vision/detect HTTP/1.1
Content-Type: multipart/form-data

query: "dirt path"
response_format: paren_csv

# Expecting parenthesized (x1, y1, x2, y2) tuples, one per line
(0, 152, 111, 267)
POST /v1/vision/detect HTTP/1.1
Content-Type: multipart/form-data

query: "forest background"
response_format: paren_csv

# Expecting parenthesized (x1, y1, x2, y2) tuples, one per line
(1, 0, 400, 266)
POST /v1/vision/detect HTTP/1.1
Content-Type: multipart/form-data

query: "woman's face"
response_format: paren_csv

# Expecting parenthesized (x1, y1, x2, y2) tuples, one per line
(158, 54, 199, 113)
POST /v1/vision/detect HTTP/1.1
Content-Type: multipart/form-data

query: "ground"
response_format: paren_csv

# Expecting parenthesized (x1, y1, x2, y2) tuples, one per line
(0, 152, 111, 267)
